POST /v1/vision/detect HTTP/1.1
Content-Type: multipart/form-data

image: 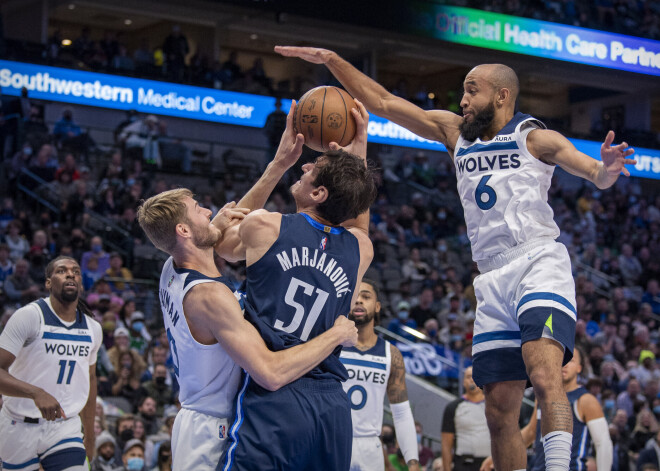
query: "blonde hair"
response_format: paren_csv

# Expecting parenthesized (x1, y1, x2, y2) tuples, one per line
(136, 188, 192, 253)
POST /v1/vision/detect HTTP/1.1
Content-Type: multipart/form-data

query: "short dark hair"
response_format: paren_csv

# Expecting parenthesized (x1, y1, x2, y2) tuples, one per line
(361, 278, 381, 302)
(312, 150, 377, 225)
(45, 256, 79, 279)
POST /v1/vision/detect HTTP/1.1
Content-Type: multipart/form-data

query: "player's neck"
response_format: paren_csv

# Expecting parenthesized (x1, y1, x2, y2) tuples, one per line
(355, 323, 378, 350)
(480, 110, 514, 141)
(49, 295, 78, 322)
(174, 247, 220, 277)
(564, 380, 579, 393)
(298, 209, 336, 227)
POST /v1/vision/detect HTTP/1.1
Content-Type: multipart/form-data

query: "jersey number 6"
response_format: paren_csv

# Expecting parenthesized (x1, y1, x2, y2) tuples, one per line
(476, 175, 497, 210)
(275, 277, 329, 341)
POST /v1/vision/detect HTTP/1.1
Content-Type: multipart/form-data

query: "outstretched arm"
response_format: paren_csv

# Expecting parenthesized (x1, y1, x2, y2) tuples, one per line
(184, 282, 357, 391)
(213, 102, 304, 261)
(275, 46, 463, 152)
(527, 129, 636, 189)
(580, 393, 613, 471)
(387, 344, 420, 471)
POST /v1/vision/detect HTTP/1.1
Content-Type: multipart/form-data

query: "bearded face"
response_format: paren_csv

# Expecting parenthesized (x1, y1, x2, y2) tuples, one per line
(459, 101, 496, 142)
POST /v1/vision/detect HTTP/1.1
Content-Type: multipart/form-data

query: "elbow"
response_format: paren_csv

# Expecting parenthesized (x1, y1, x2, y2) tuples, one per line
(253, 372, 283, 392)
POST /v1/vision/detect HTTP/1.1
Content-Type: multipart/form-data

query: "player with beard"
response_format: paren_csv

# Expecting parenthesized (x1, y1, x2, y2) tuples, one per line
(136, 186, 358, 470)
(0, 256, 101, 469)
(340, 279, 420, 471)
(276, 46, 636, 471)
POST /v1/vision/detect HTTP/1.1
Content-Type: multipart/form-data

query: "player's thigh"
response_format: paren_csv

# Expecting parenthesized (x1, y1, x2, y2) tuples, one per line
(350, 436, 384, 471)
(172, 409, 228, 471)
(40, 417, 86, 471)
(0, 413, 41, 470)
(516, 244, 576, 365)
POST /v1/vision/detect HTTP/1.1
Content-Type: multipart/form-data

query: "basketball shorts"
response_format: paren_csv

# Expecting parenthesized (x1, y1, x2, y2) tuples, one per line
(0, 409, 87, 471)
(171, 408, 229, 471)
(349, 436, 384, 471)
(472, 238, 576, 388)
(220, 375, 352, 471)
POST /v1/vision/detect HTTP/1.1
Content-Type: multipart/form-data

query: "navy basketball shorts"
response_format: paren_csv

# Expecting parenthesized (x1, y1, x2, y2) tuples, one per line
(220, 375, 352, 471)
(472, 238, 576, 388)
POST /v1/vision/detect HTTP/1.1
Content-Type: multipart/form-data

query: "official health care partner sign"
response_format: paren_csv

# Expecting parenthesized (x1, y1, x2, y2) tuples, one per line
(0, 60, 274, 127)
(405, 5, 660, 77)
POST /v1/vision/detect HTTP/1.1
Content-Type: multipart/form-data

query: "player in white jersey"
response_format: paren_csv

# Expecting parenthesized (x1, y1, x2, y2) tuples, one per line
(0, 256, 102, 470)
(136, 183, 358, 468)
(276, 46, 636, 471)
(340, 279, 419, 471)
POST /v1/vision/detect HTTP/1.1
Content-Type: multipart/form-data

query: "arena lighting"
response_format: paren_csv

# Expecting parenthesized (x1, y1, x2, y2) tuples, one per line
(61, 39, 72, 47)
(1, 59, 657, 179)
(124, 19, 132, 26)
(67, 3, 75, 9)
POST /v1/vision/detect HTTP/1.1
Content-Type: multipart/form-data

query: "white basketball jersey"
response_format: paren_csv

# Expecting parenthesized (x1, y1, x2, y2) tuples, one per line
(340, 337, 391, 437)
(0, 298, 102, 418)
(159, 257, 241, 418)
(455, 113, 560, 262)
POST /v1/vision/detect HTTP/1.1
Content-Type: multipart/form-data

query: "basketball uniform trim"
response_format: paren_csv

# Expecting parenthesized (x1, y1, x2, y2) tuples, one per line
(2, 457, 40, 470)
(300, 212, 345, 234)
(472, 347, 528, 387)
(222, 373, 251, 471)
(36, 298, 88, 330)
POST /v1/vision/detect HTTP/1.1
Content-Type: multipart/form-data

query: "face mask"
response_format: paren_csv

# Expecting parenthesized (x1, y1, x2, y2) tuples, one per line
(654, 405, 660, 416)
(416, 433, 422, 444)
(438, 244, 447, 252)
(382, 433, 394, 444)
(23, 147, 32, 156)
(122, 363, 132, 370)
(155, 376, 166, 386)
(132, 321, 144, 332)
(428, 329, 437, 338)
(92, 244, 102, 253)
(604, 399, 615, 409)
(127, 457, 144, 470)
(451, 334, 463, 343)
(398, 311, 408, 320)
(119, 428, 134, 442)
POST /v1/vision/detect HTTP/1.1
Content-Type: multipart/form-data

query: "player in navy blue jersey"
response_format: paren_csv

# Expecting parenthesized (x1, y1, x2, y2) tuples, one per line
(215, 99, 376, 470)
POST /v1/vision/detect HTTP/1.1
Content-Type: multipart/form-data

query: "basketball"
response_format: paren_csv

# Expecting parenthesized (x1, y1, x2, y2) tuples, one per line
(293, 86, 357, 152)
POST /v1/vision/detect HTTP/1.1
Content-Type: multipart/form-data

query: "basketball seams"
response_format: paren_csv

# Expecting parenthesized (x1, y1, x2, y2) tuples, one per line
(335, 87, 349, 146)
(320, 87, 327, 151)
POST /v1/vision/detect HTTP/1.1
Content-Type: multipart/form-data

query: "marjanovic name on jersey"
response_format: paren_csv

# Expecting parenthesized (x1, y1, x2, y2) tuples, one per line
(276, 247, 351, 298)
(456, 153, 521, 174)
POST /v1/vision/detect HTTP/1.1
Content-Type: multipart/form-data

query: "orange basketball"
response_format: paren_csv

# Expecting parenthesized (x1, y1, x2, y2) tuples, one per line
(293, 86, 357, 152)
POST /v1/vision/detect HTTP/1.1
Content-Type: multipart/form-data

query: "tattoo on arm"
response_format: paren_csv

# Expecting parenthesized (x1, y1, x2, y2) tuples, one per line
(387, 345, 409, 404)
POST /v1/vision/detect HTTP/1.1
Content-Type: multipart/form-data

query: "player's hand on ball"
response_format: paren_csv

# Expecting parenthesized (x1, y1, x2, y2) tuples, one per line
(334, 315, 358, 347)
(212, 202, 249, 234)
(274, 46, 335, 65)
(33, 388, 66, 421)
(329, 98, 369, 161)
(273, 100, 304, 169)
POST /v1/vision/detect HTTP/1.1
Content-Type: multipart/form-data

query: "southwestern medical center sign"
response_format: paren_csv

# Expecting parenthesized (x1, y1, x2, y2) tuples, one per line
(406, 5, 660, 77)
(1, 59, 659, 180)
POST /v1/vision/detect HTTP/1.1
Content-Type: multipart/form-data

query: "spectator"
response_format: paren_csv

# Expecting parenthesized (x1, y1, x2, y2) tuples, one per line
(4, 258, 43, 305)
(119, 115, 162, 168)
(111, 349, 145, 409)
(630, 350, 660, 388)
(162, 25, 189, 81)
(618, 243, 643, 286)
(263, 98, 287, 159)
(135, 396, 161, 437)
(402, 248, 432, 282)
(617, 378, 645, 418)
(128, 311, 150, 354)
(82, 236, 111, 274)
(415, 422, 434, 468)
(642, 279, 660, 315)
(387, 300, 418, 342)
(3, 220, 29, 262)
(133, 39, 154, 75)
(141, 364, 174, 418)
(91, 431, 122, 471)
(113, 44, 135, 72)
(121, 438, 145, 471)
(631, 408, 660, 453)
(55, 152, 81, 182)
(151, 441, 172, 471)
(27, 143, 57, 183)
(637, 429, 660, 470)
(410, 288, 436, 327)
(106, 252, 133, 293)
(0, 243, 13, 287)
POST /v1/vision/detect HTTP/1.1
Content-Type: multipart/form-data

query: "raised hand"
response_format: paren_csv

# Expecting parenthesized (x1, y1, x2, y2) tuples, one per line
(273, 99, 305, 169)
(274, 46, 335, 65)
(212, 202, 249, 233)
(333, 315, 358, 347)
(601, 130, 636, 177)
(329, 99, 369, 161)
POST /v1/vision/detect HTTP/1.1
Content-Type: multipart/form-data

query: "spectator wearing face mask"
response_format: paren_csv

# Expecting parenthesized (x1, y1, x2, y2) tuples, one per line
(91, 431, 122, 471)
(128, 311, 151, 355)
(141, 364, 175, 417)
(121, 439, 146, 471)
(387, 301, 418, 342)
(82, 236, 111, 274)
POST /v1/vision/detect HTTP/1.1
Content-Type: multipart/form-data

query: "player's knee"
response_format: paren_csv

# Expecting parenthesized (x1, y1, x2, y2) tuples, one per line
(527, 368, 561, 401)
(485, 397, 519, 432)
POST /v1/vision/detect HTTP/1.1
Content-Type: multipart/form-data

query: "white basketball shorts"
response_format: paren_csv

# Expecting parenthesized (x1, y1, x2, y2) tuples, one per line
(171, 408, 229, 471)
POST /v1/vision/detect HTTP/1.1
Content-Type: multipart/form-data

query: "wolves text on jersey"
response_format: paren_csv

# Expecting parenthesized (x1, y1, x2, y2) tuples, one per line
(346, 367, 387, 384)
(275, 247, 352, 298)
(44, 342, 91, 357)
(456, 153, 521, 174)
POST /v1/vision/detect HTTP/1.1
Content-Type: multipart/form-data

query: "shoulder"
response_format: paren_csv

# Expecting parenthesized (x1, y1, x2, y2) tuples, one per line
(183, 281, 236, 318)
(87, 316, 103, 343)
(577, 391, 605, 421)
(239, 210, 281, 234)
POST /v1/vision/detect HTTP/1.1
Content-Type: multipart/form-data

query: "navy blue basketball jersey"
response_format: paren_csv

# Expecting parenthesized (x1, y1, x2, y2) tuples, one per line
(243, 213, 361, 381)
(530, 387, 591, 471)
